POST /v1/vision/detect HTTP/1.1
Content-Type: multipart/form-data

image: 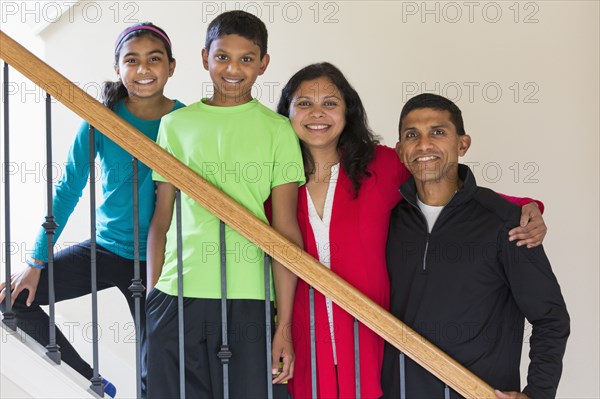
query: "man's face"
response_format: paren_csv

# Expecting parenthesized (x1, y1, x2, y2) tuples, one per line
(396, 108, 470, 184)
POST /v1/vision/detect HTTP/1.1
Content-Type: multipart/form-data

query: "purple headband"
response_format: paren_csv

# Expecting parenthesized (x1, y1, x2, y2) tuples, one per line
(114, 25, 172, 51)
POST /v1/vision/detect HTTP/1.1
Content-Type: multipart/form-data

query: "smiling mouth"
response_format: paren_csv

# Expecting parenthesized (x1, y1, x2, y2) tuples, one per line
(135, 78, 155, 85)
(223, 77, 243, 84)
(306, 124, 330, 131)
(415, 156, 438, 162)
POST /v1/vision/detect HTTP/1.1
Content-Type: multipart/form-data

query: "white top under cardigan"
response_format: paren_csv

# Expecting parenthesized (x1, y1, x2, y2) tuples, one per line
(306, 163, 340, 365)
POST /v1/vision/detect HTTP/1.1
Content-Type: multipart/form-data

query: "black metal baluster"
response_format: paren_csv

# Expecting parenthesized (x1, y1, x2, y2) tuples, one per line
(217, 220, 231, 398)
(309, 286, 317, 399)
(44, 93, 60, 364)
(264, 254, 273, 399)
(399, 352, 406, 399)
(175, 189, 185, 398)
(354, 318, 361, 398)
(129, 158, 144, 398)
(1, 62, 17, 331)
(88, 124, 103, 396)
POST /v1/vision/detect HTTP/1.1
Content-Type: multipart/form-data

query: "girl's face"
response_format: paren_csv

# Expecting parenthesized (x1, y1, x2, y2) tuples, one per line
(114, 35, 175, 101)
(289, 77, 346, 153)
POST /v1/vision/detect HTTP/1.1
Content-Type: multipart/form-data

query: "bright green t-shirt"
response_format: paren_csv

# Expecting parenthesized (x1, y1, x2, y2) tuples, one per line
(153, 99, 305, 300)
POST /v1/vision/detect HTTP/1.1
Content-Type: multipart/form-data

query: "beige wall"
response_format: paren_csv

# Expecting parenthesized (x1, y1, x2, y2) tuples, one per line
(1, 1, 598, 397)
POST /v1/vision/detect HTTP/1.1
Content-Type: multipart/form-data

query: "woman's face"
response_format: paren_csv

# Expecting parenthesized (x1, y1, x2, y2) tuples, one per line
(288, 76, 346, 152)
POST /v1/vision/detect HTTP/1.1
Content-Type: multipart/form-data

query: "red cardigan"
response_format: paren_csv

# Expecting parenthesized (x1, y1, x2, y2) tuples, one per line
(289, 146, 408, 398)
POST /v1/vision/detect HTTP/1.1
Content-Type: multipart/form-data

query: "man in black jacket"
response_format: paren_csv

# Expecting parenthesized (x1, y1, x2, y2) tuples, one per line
(382, 93, 569, 399)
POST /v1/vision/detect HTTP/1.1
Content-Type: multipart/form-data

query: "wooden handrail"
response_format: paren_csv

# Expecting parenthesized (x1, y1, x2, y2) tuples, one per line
(1, 30, 496, 398)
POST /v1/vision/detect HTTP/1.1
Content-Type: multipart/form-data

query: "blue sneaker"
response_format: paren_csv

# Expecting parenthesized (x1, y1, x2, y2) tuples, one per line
(102, 378, 117, 398)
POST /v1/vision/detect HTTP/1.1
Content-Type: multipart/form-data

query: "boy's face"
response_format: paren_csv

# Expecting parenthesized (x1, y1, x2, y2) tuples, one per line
(202, 34, 269, 106)
(396, 108, 471, 185)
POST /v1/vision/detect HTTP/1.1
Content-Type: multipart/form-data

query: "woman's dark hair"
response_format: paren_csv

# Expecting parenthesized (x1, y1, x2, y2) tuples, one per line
(102, 22, 174, 109)
(277, 62, 378, 197)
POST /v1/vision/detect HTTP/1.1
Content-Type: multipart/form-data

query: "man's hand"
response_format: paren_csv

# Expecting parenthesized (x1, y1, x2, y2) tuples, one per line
(271, 324, 294, 384)
(0, 265, 42, 307)
(509, 202, 547, 248)
(495, 389, 530, 399)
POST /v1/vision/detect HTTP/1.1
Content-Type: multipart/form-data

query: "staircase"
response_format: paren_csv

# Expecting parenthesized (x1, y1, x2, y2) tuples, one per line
(1, 323, 96, 398)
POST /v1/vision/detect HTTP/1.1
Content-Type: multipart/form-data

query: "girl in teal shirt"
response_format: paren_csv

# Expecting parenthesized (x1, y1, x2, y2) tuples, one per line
(0, 22, 183, 398)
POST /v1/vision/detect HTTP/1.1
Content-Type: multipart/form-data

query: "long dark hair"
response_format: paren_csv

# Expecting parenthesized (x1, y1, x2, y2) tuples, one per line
(277, 62, 378, 197)
(102, 22, 174, 110)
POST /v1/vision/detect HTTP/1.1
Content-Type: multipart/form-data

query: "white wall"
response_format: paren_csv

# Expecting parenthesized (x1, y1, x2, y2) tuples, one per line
(1, 1, 598, 397)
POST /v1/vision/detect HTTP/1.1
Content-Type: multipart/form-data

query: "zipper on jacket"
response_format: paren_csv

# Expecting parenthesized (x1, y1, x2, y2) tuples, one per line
(417, 190, 459, 272)
(408, 205, 430, 272)
(422, 233, 429, 271)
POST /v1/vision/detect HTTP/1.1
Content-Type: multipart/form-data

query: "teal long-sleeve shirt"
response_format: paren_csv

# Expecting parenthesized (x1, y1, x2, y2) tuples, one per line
(32, 99, 186, 262)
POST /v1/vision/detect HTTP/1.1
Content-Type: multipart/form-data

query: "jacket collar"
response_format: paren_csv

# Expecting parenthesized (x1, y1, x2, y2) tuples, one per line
(399, 164, 477, 208)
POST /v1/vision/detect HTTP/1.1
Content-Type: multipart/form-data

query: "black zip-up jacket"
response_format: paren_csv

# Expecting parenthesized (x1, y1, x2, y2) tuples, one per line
(382, 164, 570, 399)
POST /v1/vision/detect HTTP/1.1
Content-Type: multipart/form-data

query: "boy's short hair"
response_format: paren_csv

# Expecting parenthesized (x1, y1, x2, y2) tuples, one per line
(205, 10, 268, 57)
(399, 93, 466, 136)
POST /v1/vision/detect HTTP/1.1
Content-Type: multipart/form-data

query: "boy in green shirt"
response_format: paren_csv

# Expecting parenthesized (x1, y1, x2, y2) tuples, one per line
(145, 11, 304, 398)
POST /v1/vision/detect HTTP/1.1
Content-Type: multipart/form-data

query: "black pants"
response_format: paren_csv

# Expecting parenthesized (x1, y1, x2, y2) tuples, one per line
(146, 290, 288, 399)
(1, 240, 146, 385)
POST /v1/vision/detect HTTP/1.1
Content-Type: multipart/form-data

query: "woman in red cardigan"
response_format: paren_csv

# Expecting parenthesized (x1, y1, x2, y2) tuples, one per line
(276, 62, 546, 399)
